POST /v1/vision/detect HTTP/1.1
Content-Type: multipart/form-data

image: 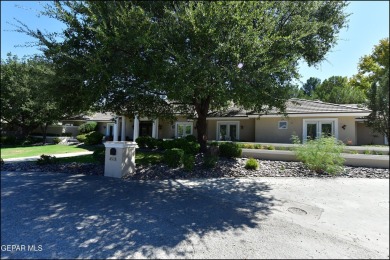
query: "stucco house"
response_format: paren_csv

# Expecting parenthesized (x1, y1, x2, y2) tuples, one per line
(60, 98, 387, 146)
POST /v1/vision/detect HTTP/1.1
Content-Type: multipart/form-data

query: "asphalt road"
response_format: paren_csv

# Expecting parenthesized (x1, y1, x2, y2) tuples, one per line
(1, 171, 389, 259)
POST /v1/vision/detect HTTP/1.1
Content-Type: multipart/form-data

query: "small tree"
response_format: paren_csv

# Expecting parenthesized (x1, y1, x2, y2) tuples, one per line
(292, 135, 345, 175)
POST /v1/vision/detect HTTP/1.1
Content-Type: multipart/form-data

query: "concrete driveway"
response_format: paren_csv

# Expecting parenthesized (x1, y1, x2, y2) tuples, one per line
(1, 171, 389, 259)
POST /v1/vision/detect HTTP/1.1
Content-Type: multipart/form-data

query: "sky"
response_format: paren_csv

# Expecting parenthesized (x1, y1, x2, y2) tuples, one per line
(1, 1, 389, 85)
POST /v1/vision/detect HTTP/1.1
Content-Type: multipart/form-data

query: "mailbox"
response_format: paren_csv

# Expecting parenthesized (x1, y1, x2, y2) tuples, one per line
(110, 148, 116, 156)
(104, 141, 138, 178)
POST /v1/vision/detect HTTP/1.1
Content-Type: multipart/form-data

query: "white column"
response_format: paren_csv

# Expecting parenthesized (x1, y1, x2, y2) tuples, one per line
(133, 114, 139, 141)
(121, 116, 126, 141)
(152, 119, 157, 139)
(113, 117, 119, 141)
(155, 118, 159, 139)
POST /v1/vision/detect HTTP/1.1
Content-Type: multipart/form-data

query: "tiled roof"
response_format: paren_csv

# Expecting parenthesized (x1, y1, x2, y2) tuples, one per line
(86, 112, 116, 121)
(265, 98, 371, 115)
(64, 112, 116, 121)
(207, 98, 371, 117)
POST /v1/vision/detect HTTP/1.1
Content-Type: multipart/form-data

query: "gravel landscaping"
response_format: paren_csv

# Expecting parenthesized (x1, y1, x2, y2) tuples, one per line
(1, 155, 388, 179)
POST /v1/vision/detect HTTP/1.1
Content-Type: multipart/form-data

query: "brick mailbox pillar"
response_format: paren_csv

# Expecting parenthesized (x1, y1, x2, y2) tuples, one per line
(103, 141, 138, 178)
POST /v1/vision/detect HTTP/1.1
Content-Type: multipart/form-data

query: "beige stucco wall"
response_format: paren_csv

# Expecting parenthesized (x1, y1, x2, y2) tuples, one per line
(254, 116, 359, 145)
(206, 119, 255, 142)
(356, 121, 385, 145)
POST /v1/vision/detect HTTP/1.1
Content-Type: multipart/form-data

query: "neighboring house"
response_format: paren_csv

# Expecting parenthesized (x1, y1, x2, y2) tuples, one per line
(33, 99, 388, 146)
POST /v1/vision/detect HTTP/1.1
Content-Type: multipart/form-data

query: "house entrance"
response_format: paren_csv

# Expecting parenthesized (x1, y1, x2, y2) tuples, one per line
(139, 121, 153, 137)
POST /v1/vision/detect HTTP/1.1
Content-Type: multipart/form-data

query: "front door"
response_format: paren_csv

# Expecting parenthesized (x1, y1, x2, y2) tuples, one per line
(304, 119, 336, 141)
(217, 122, 239, 141)
(139, 121, 153, 137)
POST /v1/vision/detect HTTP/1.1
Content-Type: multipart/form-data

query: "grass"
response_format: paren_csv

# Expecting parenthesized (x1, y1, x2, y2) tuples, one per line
(0, 144, 99, 159)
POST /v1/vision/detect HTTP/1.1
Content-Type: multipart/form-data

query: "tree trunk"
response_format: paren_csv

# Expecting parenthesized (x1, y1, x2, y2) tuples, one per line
(41, 123, 49, 145)
(194, 96, 210, 153)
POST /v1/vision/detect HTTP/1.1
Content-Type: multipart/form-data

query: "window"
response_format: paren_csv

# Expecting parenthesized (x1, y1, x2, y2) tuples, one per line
(278, 121, 288, 129)
(176, 122, 193, 138)
(217, 121, 240, 141)
(303, 119, 338, 141)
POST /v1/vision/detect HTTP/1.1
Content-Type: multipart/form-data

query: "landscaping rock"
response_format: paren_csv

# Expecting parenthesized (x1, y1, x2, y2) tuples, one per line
(1, 157, 388, 180)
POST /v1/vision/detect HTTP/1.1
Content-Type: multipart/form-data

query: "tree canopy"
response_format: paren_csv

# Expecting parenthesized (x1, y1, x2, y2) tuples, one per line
(312, 76, 366, 104)
(17, 1, 349, 151)
(350, 38, 389, 92)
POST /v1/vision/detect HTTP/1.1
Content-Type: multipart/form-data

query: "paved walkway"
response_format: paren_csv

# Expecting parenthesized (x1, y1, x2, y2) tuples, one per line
(3, 151, 94, 163)
(1, 172, 388, 259)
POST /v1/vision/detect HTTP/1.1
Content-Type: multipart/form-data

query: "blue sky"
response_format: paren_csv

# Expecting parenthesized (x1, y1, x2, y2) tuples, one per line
(1, 1, 389, 85)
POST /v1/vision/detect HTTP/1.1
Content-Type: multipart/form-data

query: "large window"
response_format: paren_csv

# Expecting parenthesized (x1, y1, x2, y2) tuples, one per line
(303, 119, 338, 141)
(217, 121, 239, 141)
(176, 122, 193, 138)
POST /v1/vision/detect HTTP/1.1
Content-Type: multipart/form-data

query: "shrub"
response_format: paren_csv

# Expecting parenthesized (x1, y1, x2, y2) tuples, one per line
(136, 136, 157, 149)
(254, 144, 263, 149)
(1, 158, 4, 165)
(145, 137, 158, 149)
(363, 150, 372, 155)
(292, 135, 345, 175)
(36, 154, 57, 165)
(1, 136, 17, 145)
(219, 142, 242, 158)
(245, 158, 259, 170)
(185, 135, 197, 142)
(53, 137, 62, 144)
(349, 150, 359, 154)
(78, 121, 97, 134)
(84, 131, 104, 145)
(267, 145, 275, 150)
(93, 148, 105, 164)
(156, 139, 165, 150)
(76, 134, 87, 143)
(164, 148, 184, 168)
(183, 154, 195, 171)
(22, 136, 43, 145)
(203, 154, 218, 168)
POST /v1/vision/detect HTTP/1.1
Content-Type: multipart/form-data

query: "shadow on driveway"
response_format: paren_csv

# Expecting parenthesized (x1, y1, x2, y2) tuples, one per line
(1, 171, 276, 259)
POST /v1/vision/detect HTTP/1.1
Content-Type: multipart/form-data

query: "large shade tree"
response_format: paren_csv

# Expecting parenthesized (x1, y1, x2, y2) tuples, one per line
(312, 76, 366, 104)
(18, 1, 349, 151)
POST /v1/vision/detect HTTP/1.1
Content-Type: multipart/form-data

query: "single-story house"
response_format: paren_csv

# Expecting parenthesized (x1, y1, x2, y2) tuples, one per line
(53, 98, 388, 146)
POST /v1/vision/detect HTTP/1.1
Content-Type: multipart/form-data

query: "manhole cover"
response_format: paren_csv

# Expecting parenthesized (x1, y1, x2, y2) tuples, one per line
(287, 207, 307, 215)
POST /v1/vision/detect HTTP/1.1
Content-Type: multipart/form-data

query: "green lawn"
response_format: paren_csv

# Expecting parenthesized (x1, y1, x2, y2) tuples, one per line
(0, 144, 99, 159)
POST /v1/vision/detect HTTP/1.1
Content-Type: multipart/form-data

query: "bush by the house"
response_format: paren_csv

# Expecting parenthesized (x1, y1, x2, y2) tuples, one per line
(164, 148, 184, 168)
(136, 136, 148, 148)
(78, 121, 97, 134)
(53, 137, 62, 144)
(136, 136, 158, 149)
(22, 136, 43, 145)
(245, 158, 259, 170)
(292, 135, 345, 175)
(93, 147, 105, 164)
(203, 154, 218, 168)
(36, 154, 57, 165)
(0, 136, 17, 145)
(76, 134, 87, 143)
(183, 154, 195, 171)
(185, 135, 197, 142)
(84, 131, 104, 145)
(219, 142, 242, 158)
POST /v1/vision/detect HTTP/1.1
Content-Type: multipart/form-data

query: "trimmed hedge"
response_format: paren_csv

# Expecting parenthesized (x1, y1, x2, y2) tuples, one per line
(78, 121, 97, 134)
(77, 131, 103, 145)
(219, 142, 242, 158)
(136, 136, 158, 149)
(164, 148, 184, 168)
(245, 158, 259, 170)
(93, 147, 105, 164)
